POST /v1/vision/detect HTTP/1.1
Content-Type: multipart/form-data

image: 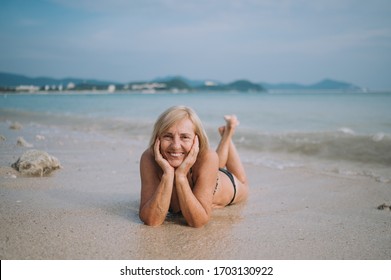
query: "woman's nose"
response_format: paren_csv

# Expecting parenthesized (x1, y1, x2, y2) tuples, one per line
(171, 136, 181, 148)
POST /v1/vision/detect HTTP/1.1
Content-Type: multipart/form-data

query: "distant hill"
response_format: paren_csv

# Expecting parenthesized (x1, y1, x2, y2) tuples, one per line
(195, 79, 265, 92)
(260, 82, 305, 90)
(0, 71, 362, 92)
(0, 72, 265, 92)
(224, 80, 264, 92)
(163, 78, 192, 90)
(310, 79, 360, 90)
(0, 72, 118, 87)
(152, 75, 209, 88)
(261, 79, 362, 91)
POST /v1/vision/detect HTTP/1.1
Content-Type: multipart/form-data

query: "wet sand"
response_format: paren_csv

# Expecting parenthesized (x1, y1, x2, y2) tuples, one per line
(1, 115, 390, 260)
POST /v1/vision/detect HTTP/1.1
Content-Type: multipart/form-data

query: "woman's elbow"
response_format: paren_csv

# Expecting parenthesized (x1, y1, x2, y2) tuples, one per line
(188, 215, 210, 228)
(139, 213, 164, 227)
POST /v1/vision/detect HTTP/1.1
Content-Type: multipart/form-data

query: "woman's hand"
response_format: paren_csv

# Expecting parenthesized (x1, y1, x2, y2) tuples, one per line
(154, 138, 174, 175)
(176, 136, 199, 177)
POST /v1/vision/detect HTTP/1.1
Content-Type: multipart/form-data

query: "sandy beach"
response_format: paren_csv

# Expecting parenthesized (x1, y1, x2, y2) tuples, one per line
(1, 113, 390, 260)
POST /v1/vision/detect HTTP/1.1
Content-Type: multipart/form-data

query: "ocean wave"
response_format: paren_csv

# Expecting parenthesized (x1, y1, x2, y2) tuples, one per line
(243, 156, 303, 170)
(0, 108, 154, 137)
(3, 108, 391, 167)
(327, 167, 390, 183)
(237, 130, 391, 166)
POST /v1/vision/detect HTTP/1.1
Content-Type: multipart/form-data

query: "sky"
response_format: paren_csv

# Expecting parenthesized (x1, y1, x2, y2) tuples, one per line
(1, 0, 391, 89)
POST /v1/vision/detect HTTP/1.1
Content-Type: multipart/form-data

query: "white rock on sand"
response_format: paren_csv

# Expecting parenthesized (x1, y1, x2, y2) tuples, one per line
(11, 149, 61, 176)
(9, 122, 23, 130)
(16, 137, 33, 147)
(35, 135, 46, 140)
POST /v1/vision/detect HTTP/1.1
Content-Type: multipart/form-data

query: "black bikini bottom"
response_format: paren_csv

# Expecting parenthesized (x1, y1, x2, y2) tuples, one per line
(219, 168, 237, 206)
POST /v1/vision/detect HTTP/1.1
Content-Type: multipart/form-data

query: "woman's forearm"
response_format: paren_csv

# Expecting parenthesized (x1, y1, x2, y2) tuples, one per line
(139, 173, 174, 226)
(175, 174, 210, 228)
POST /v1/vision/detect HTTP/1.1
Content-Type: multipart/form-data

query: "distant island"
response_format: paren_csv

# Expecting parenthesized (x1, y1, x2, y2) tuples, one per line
(0, 72, 363, 93)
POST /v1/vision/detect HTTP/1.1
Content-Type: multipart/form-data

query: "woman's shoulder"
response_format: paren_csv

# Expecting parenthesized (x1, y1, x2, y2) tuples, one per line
(140, 148, 161, 177)
(196, 148, 219, 167)
(206, 148, 219, 158)
(140, 148, 154, 164)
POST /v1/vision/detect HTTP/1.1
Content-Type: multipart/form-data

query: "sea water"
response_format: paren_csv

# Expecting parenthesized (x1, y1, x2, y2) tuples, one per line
(1, 91, 391, 182)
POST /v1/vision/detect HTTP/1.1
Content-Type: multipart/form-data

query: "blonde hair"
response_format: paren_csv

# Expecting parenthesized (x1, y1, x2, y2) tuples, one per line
(149, 106, 209, 156)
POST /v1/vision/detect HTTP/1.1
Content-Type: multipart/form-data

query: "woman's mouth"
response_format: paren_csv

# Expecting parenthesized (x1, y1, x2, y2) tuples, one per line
(168, 152, 184, 158)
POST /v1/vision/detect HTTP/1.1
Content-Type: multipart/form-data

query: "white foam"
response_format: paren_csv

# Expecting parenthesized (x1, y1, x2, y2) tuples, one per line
(338, 127, 355, 135)
(245, 156, 302, 170)
(372, 132, 385, 142)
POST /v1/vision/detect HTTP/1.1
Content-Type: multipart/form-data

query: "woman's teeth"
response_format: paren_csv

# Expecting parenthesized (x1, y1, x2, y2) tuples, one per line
(169, 152, 183, 157)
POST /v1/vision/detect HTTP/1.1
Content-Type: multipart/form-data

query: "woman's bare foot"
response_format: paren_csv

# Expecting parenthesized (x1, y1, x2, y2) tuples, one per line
(218, 126, 225, 136)
(224, 115, 240, 129)
(219, 115, 240, 136)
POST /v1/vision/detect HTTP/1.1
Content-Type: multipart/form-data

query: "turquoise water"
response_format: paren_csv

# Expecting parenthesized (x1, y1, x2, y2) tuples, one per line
(1, 91, 391, 178)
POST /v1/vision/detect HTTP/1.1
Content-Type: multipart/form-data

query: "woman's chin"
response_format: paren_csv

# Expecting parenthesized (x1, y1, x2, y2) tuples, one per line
(168, 159, 184, 168)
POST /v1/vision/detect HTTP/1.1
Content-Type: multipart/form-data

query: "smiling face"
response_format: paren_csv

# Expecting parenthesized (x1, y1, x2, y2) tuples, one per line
(159, 118, 195, 168)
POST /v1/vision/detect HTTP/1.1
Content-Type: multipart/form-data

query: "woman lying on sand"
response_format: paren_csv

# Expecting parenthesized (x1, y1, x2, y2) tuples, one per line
(139, 106, 248, 227)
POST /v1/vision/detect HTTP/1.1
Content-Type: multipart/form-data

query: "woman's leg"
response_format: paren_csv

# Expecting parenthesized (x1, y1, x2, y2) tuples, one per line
(216, 115, 247, 185)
